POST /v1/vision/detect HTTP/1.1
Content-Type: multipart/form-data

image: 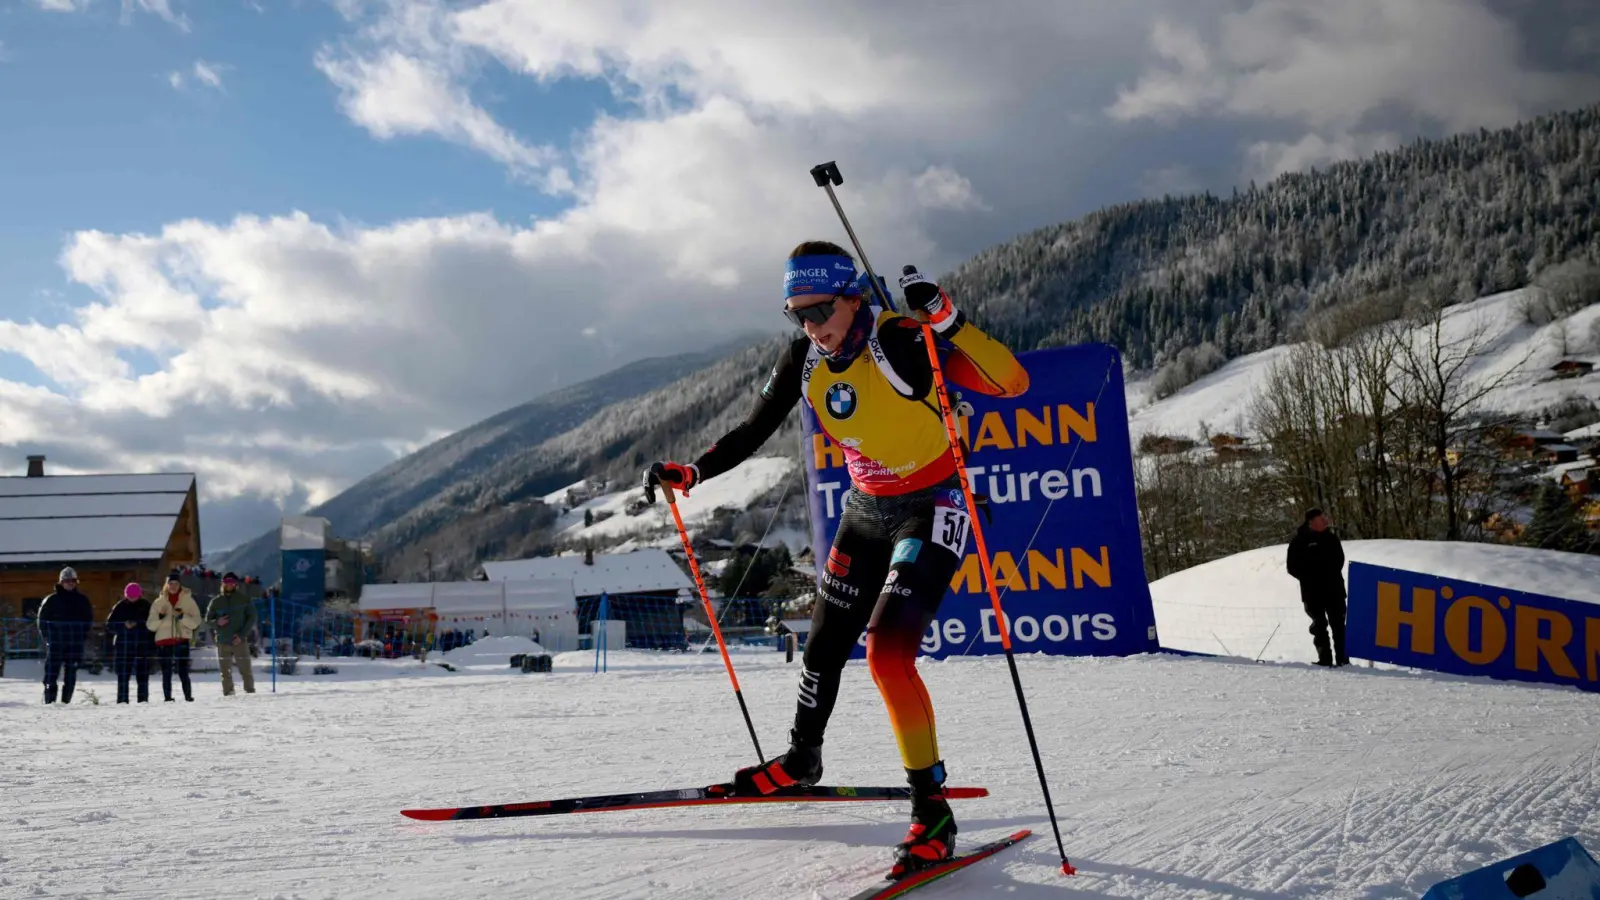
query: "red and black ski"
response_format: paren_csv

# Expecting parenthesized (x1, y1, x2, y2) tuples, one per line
(401, 784, 989, 822)
(844, 829, 1033, 900)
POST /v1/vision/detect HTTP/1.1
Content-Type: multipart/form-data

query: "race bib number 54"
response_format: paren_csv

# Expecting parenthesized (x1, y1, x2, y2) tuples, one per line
(932, 502, 970, 557)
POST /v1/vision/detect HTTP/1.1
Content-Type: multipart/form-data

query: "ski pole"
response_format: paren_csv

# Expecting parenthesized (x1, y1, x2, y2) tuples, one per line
(658, 481, 765, 764)
(911, 292, 1075, 876)
(808, 161, 1074, 876)
(809, 161, 898, 312)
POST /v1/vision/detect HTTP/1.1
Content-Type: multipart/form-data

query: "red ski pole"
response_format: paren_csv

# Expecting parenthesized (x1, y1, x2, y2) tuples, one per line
(659, 481, 766, 765)
(912, 305, 1075, 875)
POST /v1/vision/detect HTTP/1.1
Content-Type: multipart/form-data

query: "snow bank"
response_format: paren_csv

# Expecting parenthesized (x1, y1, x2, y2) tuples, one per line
(439, 634, 548, 669)
(1151, 539, 1600, 663)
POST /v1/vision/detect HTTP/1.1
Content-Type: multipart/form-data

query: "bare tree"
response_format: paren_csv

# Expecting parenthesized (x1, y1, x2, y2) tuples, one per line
(1390, 298, 1532, 539)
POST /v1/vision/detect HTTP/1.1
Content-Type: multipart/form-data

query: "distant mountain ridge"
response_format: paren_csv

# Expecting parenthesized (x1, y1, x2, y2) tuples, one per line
(217, 103, 1600, 583)
(215, 335, 777, 579)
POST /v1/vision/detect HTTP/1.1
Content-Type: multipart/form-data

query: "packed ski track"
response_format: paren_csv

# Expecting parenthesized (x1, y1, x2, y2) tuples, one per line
(4, 645, 1597, 899)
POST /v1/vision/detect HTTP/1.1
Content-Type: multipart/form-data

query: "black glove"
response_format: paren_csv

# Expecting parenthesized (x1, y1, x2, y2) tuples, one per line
(642, 461, 698, 504)
(898, 265, 958, 332)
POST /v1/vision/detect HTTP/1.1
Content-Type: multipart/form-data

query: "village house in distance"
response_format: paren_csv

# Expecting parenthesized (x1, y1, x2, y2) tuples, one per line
(0, 455, 201, 621)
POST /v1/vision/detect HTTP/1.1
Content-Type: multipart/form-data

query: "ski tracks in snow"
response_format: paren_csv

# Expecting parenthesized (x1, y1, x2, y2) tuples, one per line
(2, 652, 1597, 899)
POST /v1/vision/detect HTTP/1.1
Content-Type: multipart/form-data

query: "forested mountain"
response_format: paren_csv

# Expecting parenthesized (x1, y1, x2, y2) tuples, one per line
(217, 104, 1600, 582)
(950, 105, 1600, 370)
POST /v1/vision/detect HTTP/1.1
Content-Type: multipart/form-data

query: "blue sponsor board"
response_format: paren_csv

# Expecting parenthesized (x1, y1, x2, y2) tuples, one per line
(281, 548, 325, 608)
(1348, 562, 1600, 692)
(801, 342, 1157, 659)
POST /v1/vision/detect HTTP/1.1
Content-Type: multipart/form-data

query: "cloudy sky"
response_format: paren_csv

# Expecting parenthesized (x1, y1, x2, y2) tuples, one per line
(2, 0, 1598, 551)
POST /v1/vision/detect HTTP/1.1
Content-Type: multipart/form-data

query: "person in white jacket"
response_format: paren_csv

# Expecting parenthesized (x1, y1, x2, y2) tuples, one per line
(148, 570, 201, 702)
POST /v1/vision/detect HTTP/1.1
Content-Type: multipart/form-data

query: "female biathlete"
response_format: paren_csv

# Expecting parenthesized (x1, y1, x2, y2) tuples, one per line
(643, 240, 1028, 875)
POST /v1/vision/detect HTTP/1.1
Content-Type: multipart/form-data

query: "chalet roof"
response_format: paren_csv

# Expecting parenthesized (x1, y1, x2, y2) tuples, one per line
(1517, 429, 1567, 442)
(0, 473, 195, 566)
(1565, 422, 1600, 442)
(481, 549, 692, 597)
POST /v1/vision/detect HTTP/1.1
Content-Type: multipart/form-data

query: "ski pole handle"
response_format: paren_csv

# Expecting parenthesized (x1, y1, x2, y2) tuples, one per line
(809, 160, 896, 312)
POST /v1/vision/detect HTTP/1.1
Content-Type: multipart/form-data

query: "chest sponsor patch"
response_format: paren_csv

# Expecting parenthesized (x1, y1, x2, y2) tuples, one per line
(825, 382, 857, 419)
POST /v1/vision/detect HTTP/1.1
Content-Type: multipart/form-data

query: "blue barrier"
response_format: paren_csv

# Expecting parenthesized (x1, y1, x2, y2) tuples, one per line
(1348, 563, 1600, 693)
(1422, 837, 1600, 899)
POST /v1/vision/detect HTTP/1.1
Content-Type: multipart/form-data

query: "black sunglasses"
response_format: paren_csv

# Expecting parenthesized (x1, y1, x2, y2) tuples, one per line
(783, 294, 846, 327)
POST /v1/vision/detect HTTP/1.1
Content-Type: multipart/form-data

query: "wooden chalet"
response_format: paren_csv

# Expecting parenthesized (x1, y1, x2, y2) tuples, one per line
(1562, 468, 1599, 500)
(1536, 444, 1582, 465)
(1549, 360, 1595, 379)
(1507, 429, 1567, 451)
(0, 456, 201, 622)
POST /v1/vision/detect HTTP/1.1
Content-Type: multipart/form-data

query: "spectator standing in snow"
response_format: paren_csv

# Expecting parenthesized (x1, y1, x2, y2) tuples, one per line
(1286, 508, 1349, 667)
(37, 567, 93, 704)
(149, 570, 201, 702)
(107, 583, 154, 703)
(206, 572, 258, 696)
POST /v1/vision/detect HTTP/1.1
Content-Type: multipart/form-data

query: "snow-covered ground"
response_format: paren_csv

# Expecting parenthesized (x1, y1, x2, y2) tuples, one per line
(1126, 288, 1600, 441)
(8, 542, 1600, 899)
(1151, 539, 1600, 663)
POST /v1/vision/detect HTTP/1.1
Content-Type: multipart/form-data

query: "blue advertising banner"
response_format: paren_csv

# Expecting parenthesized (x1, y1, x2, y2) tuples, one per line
(1348, 562, 1600, 692)
(801, 342, 1157, 659)
(281, 549, 325, 608)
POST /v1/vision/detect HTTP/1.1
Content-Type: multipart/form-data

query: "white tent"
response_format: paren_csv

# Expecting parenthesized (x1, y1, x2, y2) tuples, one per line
(431, 582, 508, 635)
(358, 579, 579, 644)
(481, 549, 691, 597)
(505, 579, 580, 650)
(359, 583, 434, 612)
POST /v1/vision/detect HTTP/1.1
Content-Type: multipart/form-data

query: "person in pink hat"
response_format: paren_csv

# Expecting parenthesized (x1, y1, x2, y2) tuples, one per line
(107, 583, 154, 703)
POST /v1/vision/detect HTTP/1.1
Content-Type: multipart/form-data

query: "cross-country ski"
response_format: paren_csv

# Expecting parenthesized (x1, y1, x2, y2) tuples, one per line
(400, 784, 989, 821)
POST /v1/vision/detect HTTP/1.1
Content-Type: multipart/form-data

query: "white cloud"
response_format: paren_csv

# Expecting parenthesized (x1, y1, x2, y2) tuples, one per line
(121, 0, 188, 31)
(172, 59, 225, 91)
(317, 47, 555, 175)
(1244, 130, 1404, 182)
(33, 0, 188, 28)
(192, 59, 223, 89)
(6, 0, 1600, 549)
(1110, 0, 1600, 181)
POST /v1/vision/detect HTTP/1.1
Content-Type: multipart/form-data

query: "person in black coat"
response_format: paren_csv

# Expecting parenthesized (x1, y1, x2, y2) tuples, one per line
(107, 583, 154, 703)
(37, 567, 94, 704)
(1286, 508, 1348, 667)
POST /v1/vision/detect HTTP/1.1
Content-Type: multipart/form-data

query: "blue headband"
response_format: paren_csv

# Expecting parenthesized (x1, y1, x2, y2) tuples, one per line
(784, 254, 860, 299)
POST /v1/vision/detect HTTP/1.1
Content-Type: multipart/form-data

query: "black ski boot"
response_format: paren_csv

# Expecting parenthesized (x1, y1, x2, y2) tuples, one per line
(729, 730, 823, 796)
(890, 761, 958, 879)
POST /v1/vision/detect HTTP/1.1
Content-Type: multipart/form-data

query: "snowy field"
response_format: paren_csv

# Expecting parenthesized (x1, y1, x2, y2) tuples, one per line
(5, 626, 1600, 899)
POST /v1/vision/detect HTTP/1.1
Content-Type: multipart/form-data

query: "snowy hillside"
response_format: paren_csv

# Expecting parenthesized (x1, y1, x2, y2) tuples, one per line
(542, 456, 809, 554)
(1126, 288, 1600, 441)
(1151, 539, 1600, 663)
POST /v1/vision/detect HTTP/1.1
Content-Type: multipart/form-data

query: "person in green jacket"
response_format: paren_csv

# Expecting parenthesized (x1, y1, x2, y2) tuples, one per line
(206, 573, 258, 696)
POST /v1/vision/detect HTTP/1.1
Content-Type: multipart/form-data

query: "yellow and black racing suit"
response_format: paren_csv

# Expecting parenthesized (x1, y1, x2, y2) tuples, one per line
(693, 306, 1027, 770)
